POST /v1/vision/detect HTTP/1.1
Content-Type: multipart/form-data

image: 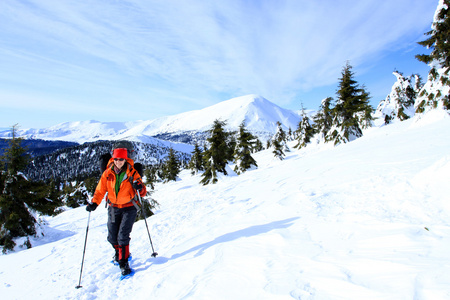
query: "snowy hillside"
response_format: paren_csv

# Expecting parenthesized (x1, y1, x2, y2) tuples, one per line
(0, 95, 301, 144)
(1, 110, 450, 299)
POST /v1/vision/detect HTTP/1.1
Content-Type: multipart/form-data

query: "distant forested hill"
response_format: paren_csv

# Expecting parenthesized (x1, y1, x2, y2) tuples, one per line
(0, 138, 78, 157)
(24, 140, 190, 182)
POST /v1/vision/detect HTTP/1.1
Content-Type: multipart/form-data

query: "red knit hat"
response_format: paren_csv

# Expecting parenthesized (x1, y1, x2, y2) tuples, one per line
(112, 148, 128, 159)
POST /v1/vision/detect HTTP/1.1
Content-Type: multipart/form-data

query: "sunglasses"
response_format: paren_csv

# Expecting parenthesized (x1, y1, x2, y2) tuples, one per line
(114, 158, 125, 161)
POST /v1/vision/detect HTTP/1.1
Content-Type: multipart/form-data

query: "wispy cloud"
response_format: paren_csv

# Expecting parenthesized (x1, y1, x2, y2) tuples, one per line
(0, 0, 437, 127)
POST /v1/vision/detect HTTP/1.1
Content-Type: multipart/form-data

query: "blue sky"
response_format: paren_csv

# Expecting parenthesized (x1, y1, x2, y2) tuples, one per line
(0, 0, 437, 129)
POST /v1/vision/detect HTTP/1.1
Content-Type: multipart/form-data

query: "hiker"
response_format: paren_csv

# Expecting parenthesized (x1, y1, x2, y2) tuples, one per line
(86, 146, 147, 276)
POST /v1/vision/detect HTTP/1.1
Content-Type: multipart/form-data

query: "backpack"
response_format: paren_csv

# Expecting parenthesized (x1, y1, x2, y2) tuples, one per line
(99, 141, 143, 176)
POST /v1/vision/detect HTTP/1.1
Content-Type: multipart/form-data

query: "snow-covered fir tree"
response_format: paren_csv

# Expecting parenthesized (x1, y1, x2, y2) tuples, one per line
(0, 125, 61, 253)
(0, 133, 35, 252)
(272, 139, 285, 160)
(233, 121, 258, 175)
(415, 0, 450, 113)
(287, 127, 294, 141)
(375, 72, 421, 124)
(161, 148, 180, 182)
(327, 62, 373, 145)
(414, 74, 424, 94)
(61, 179, 93, 208)
(200, 119, 232, 185)
(188, 142, 204, 175)
(143, 164, 158, 190)
(226, 133, 237, 163)
(356, 85, 375, 129)
(294, 108, 315, 149)
(271, 122, 288, 160)
(254, 138, 264, 152)
(273, 121, 289, 150)
(313, 97, 333, 143)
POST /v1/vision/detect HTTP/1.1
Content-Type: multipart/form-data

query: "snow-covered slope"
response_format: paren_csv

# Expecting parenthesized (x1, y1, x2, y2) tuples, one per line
(1, 111, 450, 299)
(1, 95, 300, 143)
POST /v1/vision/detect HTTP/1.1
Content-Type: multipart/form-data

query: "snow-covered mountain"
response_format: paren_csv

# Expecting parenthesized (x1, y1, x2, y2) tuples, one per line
(1, 95, 301, 144)
(1, 110, 449, 299)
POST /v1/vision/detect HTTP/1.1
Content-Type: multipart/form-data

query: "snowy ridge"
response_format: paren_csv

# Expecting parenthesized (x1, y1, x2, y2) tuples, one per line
(1, 95, 301, 143)
(1, 111, 450, 299)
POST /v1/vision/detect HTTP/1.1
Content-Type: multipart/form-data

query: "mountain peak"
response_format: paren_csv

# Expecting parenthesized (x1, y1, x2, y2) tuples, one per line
(2, 95, 301, 144)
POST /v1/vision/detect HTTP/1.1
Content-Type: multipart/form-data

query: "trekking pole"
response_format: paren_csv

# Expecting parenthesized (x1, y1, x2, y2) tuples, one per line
(136, 191, 158, 257)
(75, 211, 91, 289)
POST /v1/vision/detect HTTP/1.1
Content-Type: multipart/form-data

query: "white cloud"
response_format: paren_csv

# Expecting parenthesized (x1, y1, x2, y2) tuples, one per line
(0, 0, 438, 127)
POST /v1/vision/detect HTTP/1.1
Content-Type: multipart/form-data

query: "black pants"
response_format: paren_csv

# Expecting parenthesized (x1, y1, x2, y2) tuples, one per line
(107, 205, 137, 246)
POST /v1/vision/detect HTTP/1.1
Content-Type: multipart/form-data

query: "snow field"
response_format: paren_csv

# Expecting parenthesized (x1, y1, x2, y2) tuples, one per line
(1, 112, 450, 299)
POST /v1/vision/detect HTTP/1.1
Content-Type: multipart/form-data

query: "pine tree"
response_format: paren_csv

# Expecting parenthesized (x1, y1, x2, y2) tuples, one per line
(233, 121, 258, 175)
(294, 108, 315, 149)
(414, 74, 424, 93)
(0, 125, 36, 253)
(162, 148, 180, 182)
(45, 180, 64, 215)
(273, 121, 287, 144)
(144, 165, 159, 190)
(226, 133, 237, 163)
(313, 97, 334, 142)
(26, 179, 63, 216)
(271, 121, 289, 160)
(287, 127, 294, 141)
(375, 72, 418, 124)
(135, 196, 159, 221)
(200, 119, 232, 185)
(129, 163, 159, 221)
(188, 142, 204, 175)
(254, 138, 264, 152)
(401, 86, 416, 120)
(135, 168, 159, 222)
(357, 85, 375, 128)
(415, 0, 450, 111)
(2, 125, 29, 175)
(416, 0, 450, 68)
(272, 139, 285, 160)
(327, 62, 373, 145)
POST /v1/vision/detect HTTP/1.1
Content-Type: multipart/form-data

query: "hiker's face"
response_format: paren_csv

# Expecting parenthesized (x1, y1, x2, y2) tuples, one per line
(114, 158, 125, 169)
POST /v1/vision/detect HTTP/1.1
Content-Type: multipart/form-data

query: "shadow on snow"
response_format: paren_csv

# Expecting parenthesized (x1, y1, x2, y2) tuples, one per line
(134, 217, 299, 271)
(154, 217, 299, 264)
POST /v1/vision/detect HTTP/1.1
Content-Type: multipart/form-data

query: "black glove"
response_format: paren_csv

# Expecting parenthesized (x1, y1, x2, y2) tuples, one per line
(86, 202, 98, 212)
(133, 181, 144, 191)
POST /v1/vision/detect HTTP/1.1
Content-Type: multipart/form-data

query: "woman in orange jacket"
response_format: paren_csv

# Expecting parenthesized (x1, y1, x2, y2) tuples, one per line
(86, 147, 147, 276)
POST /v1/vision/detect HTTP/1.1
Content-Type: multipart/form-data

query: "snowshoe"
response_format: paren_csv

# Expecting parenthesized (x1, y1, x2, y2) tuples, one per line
(119, 260, 134, 280)
(120, 268, 135, 280)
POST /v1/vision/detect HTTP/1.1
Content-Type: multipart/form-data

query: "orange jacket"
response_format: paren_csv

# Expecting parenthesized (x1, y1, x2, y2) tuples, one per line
(92, 158, 147, 208)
